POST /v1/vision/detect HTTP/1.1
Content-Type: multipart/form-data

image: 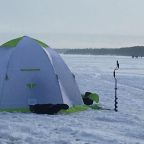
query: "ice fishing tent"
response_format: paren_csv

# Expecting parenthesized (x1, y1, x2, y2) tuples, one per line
(0, 36, 83, 112)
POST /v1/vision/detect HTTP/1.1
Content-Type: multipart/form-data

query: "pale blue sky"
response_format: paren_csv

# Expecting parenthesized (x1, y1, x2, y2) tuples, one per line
(0, 0, 144, 48)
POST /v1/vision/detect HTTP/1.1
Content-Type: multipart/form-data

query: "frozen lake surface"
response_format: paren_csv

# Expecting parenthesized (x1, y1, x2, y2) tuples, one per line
(0, 55, 144, 144)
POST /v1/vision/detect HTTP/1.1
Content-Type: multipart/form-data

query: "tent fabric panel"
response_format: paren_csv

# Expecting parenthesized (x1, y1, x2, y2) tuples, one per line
(46, 48, 83, 106)
(0, 48, 14, 107)
(0, 37, 23, 47)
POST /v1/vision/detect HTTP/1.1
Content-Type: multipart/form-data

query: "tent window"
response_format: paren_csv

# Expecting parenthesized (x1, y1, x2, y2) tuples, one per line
(5, 74, 9, 80)
(26, 83, 37, 89)
(20, 68, 40, 71)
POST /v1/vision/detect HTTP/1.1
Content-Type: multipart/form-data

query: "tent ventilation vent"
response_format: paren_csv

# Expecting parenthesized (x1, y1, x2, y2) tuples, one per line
(20, 68, 40, 71)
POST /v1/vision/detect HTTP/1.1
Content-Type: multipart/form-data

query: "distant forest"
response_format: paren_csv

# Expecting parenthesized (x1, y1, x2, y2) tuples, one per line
(55, 46, 144, 57)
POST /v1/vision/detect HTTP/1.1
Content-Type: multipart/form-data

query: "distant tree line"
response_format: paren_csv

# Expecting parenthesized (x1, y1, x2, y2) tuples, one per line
(55, 46, 144, 57)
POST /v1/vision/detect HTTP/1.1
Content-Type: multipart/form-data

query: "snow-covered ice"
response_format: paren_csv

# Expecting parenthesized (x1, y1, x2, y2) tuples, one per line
(0, 55, 144, 144)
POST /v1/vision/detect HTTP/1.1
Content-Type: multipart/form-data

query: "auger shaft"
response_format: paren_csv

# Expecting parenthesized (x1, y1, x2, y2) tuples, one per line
(113, 60, 119, 112)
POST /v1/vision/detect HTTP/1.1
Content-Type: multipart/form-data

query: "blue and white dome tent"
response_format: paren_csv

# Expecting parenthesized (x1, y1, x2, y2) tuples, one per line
(0, 36, 83, 113)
